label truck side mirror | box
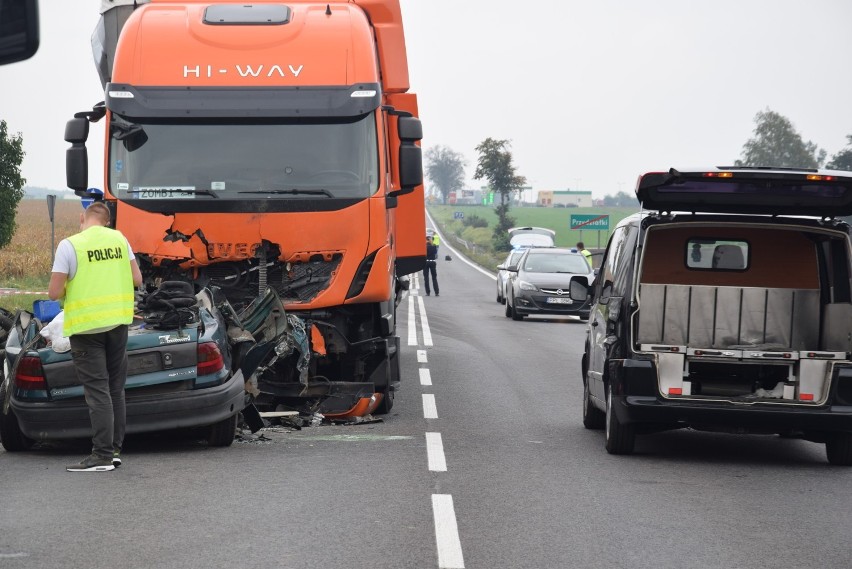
[396,116,423,193]
[65,117,89,192]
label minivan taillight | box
[15,356,48,390]
[197,342,224,376]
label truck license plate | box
[546,297,573,304]
[135,187,196,199]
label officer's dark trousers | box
[70,325,129,458]
[423,261,439,295]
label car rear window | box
[686,238,749,270]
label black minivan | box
[580,167,852,465]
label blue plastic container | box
[33,300,61,323]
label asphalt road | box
[1,235,851,569]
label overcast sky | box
[1,0,851,198]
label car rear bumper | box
[613,394,852,433]
[11,371,246,441]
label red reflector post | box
[15,356,48,390]
[197,342,224,375]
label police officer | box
[423,235,440,296]
[577,242,593,268]
[49,201,143,472]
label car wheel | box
[605,384,634,454]
[207,412,238,447]
[0,382,34,452]
[825,433,852,466]
[583,378,605,430]
[504,296,512,317]
[511,300,525,321]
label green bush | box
[462,214,488,228]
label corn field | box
[0,199,81,287]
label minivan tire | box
[583,379,605,430]
[825,433,852,466]
[605,385,635,454]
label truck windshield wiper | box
[238,189,334,198]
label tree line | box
[427,109,852,250]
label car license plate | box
[546,297,573,304]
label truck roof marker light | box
[351,90,377,98]
[108,91,135,99]
[800,393,814,401]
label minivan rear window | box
[686,238,749,270]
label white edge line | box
[427,209,496,281]
[432,494,465,569]
[425,432,447,472]
[417,294,433,346]
[407,294,417,346]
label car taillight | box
[15,356,48,390]
[197,342,224,376]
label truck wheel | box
[0,383,34,452]
[207,412,238,447]
[825,433,852,466]
[605,385,634,454]
[583,379,605,430]
[374,388,394,415]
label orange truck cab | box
[65,1,425,417]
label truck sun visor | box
[204,5,292,25]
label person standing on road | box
[423,236,440,297]
[577,242,593,268]
[48,201,143,472]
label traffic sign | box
[570,214,609,230]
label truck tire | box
[825,433,852,466]
[604,385,634,454]
[207,412,238,447]
[0,382,34,452]
[583,379,605,430]
[375,388,394,415]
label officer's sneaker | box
[66,454,115,472]
[112,452,122,467]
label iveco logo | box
[556,289,564,295]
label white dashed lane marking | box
[426,432,447,472]
[432,494,466,568]
[422,393,438,419]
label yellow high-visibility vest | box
[63,226,134,336]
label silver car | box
[504,248,593,321]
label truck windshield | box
[108,113,379,201]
